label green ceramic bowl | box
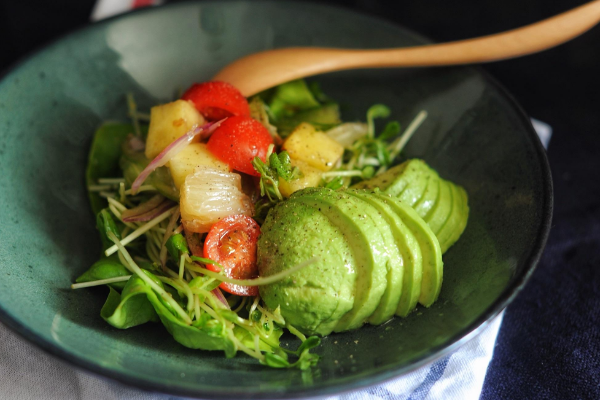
[0,1,552,398]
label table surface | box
[1,0,599,398]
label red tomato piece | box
[203,215,261,296]
[207,116,273,176]
[181,81,250,121]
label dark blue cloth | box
[480,83,600,399]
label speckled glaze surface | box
[0,1,552,398]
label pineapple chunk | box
[180,166,253,233]
[279,160,323,198]
[145,100,205,159]
[168,143,230,189]
[282,122,344,171]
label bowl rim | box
[0,1,553,398]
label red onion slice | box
[130,119,225,194]
[212,287,230,309]
[121,195,176,222]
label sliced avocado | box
[437,184,469,253]
[424,179,453,236]
[398,159,437,207]
[413,173,441,218]
[373,193,443,310]
[353,159,434,206]
[454,185,470,244]
[348,190,420,324]
[257,200,356,336]
[351,162,410,196]
[435,183,461,253]
[290,188,388,332]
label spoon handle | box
[348,0,600,67]
[214,0,600,96]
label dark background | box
[1,0,599,398]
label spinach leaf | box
[117,270,238,357]
[268,79,320,120]
[146,285,237,358]
[96,209,121,251]
[275,104,341,138]
[86,123,135,216]
[100,275,159,329]
[76,257,130,290]
[234,326,285,357]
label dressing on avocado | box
[353,159,470,253]
[257,184,451,336]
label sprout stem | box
[71,275,131,289]
[107,231,192,324]
[388,110,428,159]
[188,257,318,287]
[105,207,175,256]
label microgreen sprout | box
[252,144,300,223]
[322,107,428,187]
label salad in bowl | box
[78,78,468,369]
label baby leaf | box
[268,79,320,120]
[96,209,121,252]
[192,312,213,328]
[148,289,237,357]
[86,123,133,216]
[76,257,130,290]
[274,104,341,137]
[234,326,284,354]
[115,270,238,357]
[100,275,159,329]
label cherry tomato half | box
[181,81,250,121]
[207,116,273,176]
[203,215,261,296]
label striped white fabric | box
[323,313,505,400]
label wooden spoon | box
[213,1,600,96]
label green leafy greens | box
[78,123,320,369]
[77,84,429,370]
[252,146,300,223]
[255,79,341,137]
[322,105,428,187]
